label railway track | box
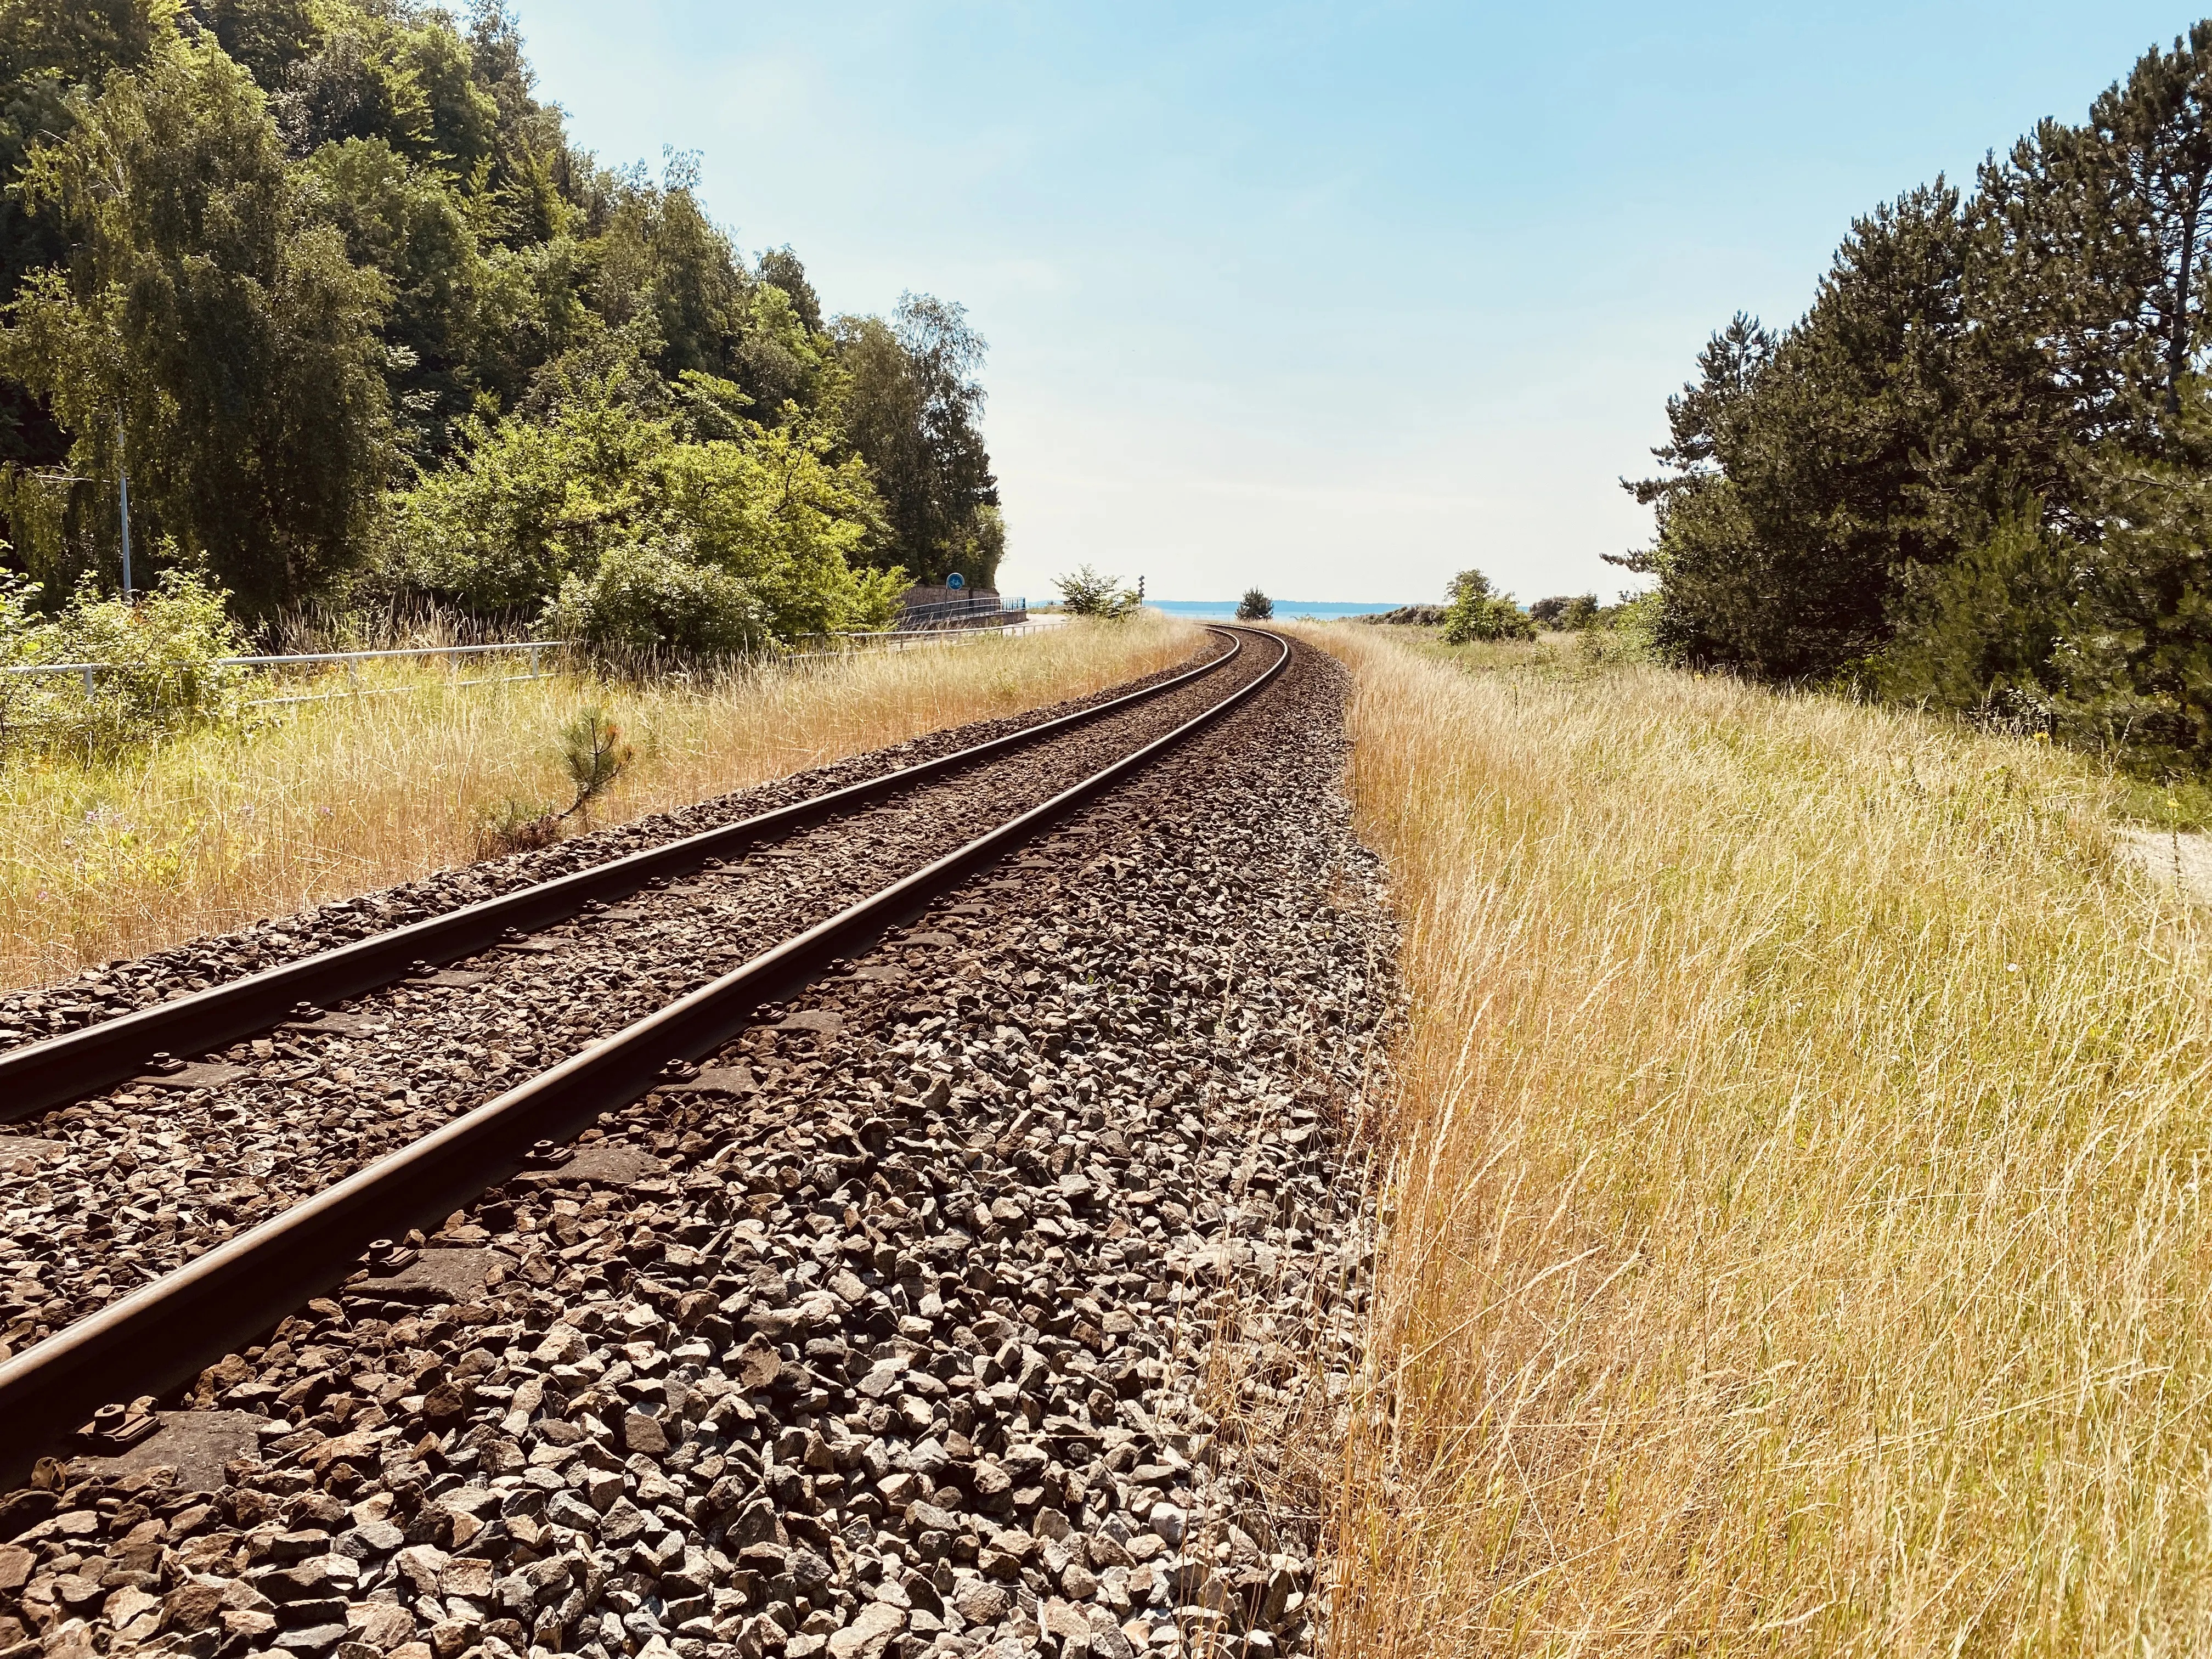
[0,632,1248,1119]
[0,631,1271,1357]
[0,627,1291,1466]
[0,625,1383,1659]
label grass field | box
[1304,624,2212,1655]
[0,617,1199,991]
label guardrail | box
[896,594,1025,631]
[4,639,563,684]
[0,619,1049,703]
[2,641,569,708]
[785,612,1046,662]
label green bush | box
[1532,593,1603,630]
[1578,590,1661,664]
[1872,513,2069,729]
[543,538,768,662]
[0,567,250,757]
[1440,569,1537,644]
[1237,588,1273,621]
[1056,563,1139,618]
[379,382,906,650]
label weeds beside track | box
[1306,626,2212,1655]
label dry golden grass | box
[0,617,1199,991]
[1301,624,2212,1655]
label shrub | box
[1440,568,1537,644]
[1872,513,2068,731]
[0,567,250,758]
[1578,590,1661,664]
[543,537,768,663]
[379,383,905,645]
[1359,605,1447,626]
[1532,594,1603,630]
[1236,588,1273,621]
[1056,563,1139,618]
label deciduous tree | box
[5,35,394,609]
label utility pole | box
[116,413,133,599]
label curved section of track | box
[0,635,1245,1120]
[0,629,1291,1463]
[0,632,1279,1345]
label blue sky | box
[518,2,2193,605]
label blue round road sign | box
[946,573,965,589]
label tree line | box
[1623,23,2212,774]
[0,0,1004,651]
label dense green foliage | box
[1055,564,1141,619]
[1626,23,2212,772]
[1530,593,1600,629]
[1237,588,1272,621]
[0,565,249,754]
[0,0,1000,645]
[380,381,902,642]
[1440,569,1536,644]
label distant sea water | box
[1147,599,1405,622]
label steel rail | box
[0,628,1291,1466]
[0,630,1246,1120]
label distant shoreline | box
[1147,599,1406,619]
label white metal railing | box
[0,619,1052,701]
[3,640,567,703]
[895,595,1026,632]
[783,614,1049,662]
[239,642,567,708]
[4,640,563,680]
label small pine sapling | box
[471,705,637,859]
[556,706,635,825]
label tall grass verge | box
[1,617,1198,990]
[1301,625,2212,1654]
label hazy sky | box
[518,2,2191,604]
